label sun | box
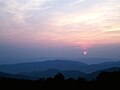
[83,51,87,55]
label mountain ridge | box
[0,60,120,74]
[0,67,120,80]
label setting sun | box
[84,51,87,55]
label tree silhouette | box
[0,71,120,89]
[54,72,65,81]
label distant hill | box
[0,60,88,74]
[0,71,33,80]
[102,67,120,72]
[0,67,120,80]
[21,69,86,79]
[89,62,120,72]
[84,67,120,80]
[0,60,120,74]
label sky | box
[0,0,120,64]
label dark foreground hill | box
[0,71,120,90]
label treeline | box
[0,71,120,89]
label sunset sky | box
[0,0,120,64]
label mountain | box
[89,62,120,73]
[85,67,120,80]
[22,69,60,79]
[0,71,13,78]
[0,60,120,74]
[102,67,120,72]
[0,60,88,74]
[21,69,86,79]
[0,67,120,80]
[75,58,120,64]
[0,71,33,80]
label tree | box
[54,72,65,81]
